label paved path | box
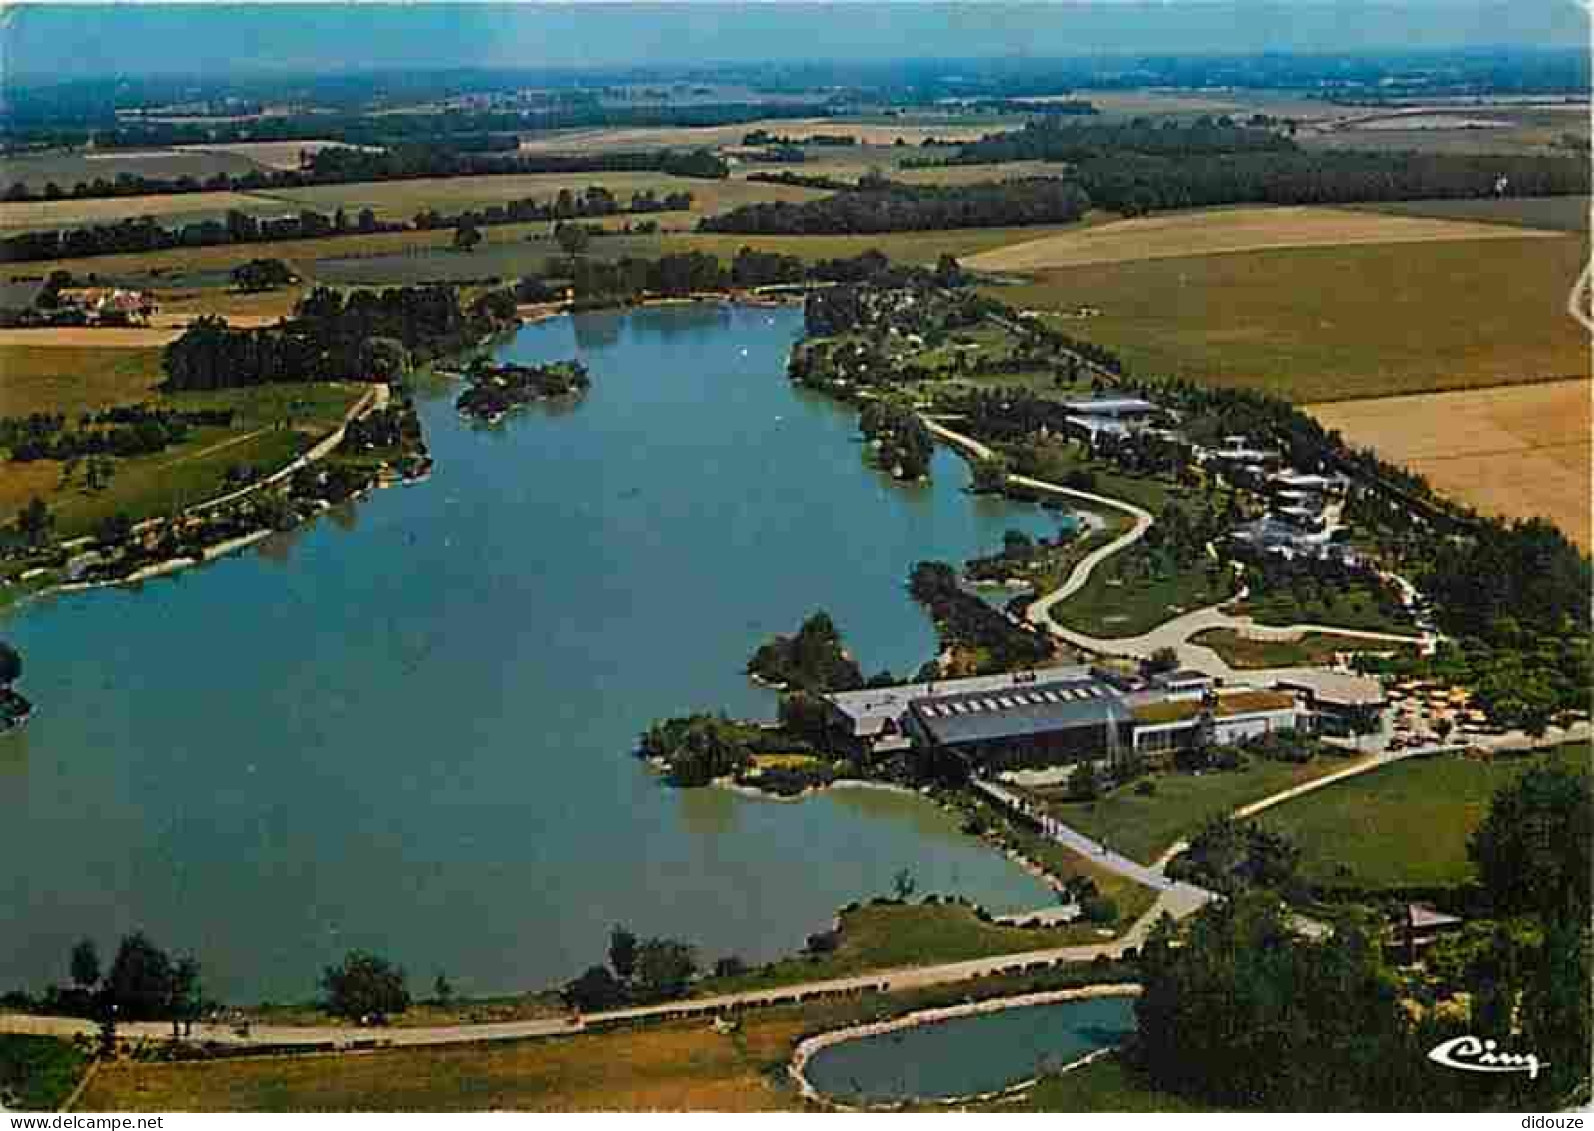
[0,888,1195,1055]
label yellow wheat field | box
[1309,378,1592,548]
[965,205,1566,272]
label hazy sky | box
[2,2,1588,81]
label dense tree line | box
[742,130,858,147]
[563,924,703,1011]
[3,404,235,463]
[1072,149,1587,217]
[906,116,1295,167]
[1,180,699,265]
[3,143,729,209]
[908,560,1051,673]
[162,284,516,391]
[709,145,1585,236]
[413,185,692,233]
[700,177,1090,235]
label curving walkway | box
[1,887,1194,1055]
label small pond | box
[802,994,1136,1105]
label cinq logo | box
[1427,1034,1547,1079]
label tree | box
[70,939,100,989]
[433,972,453,1005]
[891,867,917,902]
[635,938,697,1000]
[105,932,174,1021]
[230,258,296,292]
[16,496,52,546]
[1143,646,1180,676]
[453,222,483,253]
[168,955,201,1037]
[320,950,411,1020]
[608,925,638,982]
[0,642,20,687]
[554,221,591,260]
[1469,760,1591,925]
[1067,760,1100,801]
[563,965,624,1012]
[359,336,410,383]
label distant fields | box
[963,205,1560,272]
[262,170,829,226]
[1309,379,1592,548]
[0,190,284,233]
[1346,195,1588,233]
[981,233,1587,403]
[0,345,164,416]
[1262,746,1583,889]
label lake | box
[803,994,1136,1104]
[2,302,1072,1003]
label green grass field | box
[1001,1055,1219,1112]
[1190,628,1416,669]
[1262,746,1584,889]
[0,368,363,537]
[1048,550,1232,639]
[1233,586,1417,635]
[0,1034,88,1112]
[1028,754,1367,865]
[981,234,1587,403]
[700,900,1120,997]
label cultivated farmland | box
[981,233,1587,403]
[963,205,1564,272]
[1309,378,1592,548]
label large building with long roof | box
[822,664,1305,772]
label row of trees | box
[2,139,735,205]
[562,925,709,1012]
[910,115,1295,166]
[908,560,1052,674]
[700,176,1091,235]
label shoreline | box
[789,982,1142,1110]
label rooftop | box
[826,665,1094,727]
[1061,396,1158,417]
[909,676,1126,746]
[1275,671,1387,707]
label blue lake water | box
[2,303,1072,1002]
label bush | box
[1081,895,1120,924]
[1135,779,1157,796]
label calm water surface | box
[804,995,1136,1103]
[3,304,1069,1001]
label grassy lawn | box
[0,346,165,417]
[1190,628,1416,669]
[1002,439,1180,515]
[1262,746,1585,889]
[0,1034,89,1112]
[1341,196,1588,234]
[979,234,1587,403]
[1048,550,1233,638]
[998,1055,1219,1112]
[699,901,1117,997]
[79,966,1131,1112]
[1028,754,1368,865]
[0,379,362,536]
[1232,586,1416,634]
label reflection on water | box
[805,996,1137,1104]
[0,304,1061,1002]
